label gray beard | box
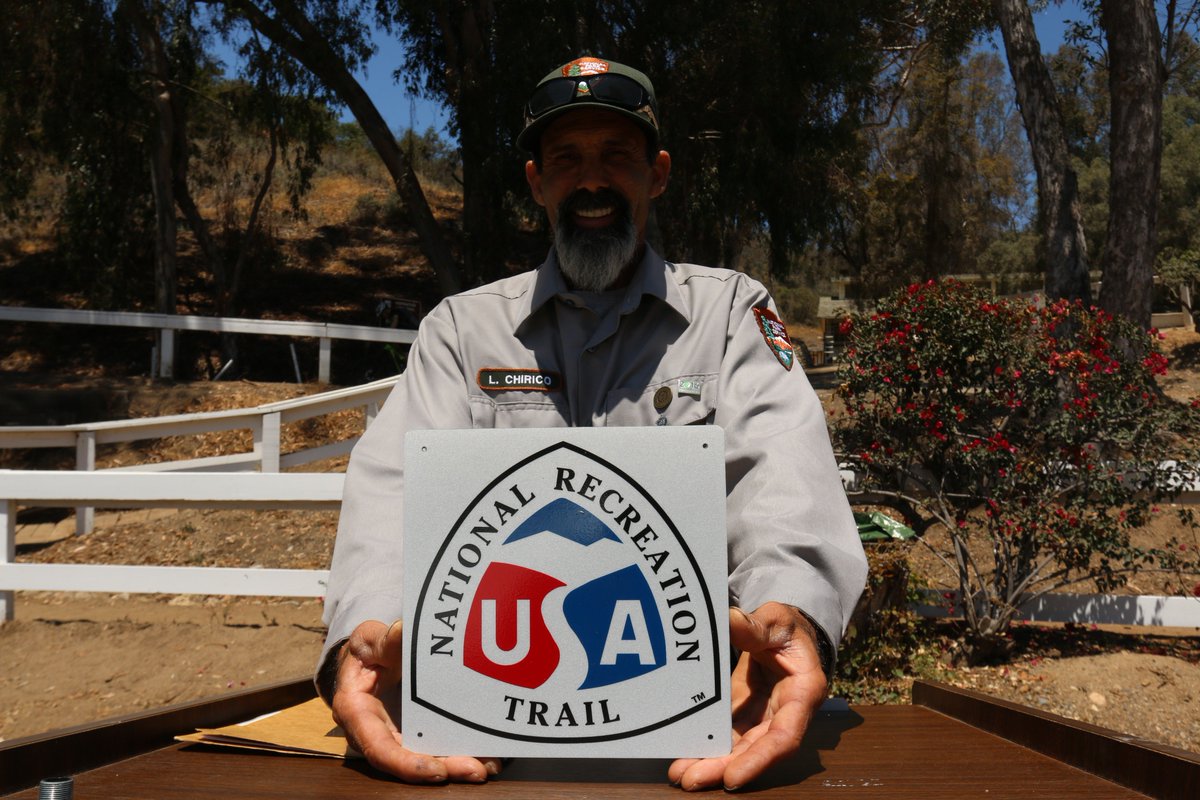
[554,214,638,292]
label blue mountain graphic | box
[504,497,621,546]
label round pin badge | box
[653,386,673,412]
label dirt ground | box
[0,592,326,742]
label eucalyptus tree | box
[0,0,156,307]
[828,50,1033,295]
[208,0,462,294]
[993,0,1200,325]
[992,0,1093,304]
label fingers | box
[670,694,814,791]
[332,619,500,784]
[669,730,754,791]
[720,698,812,790]
[678,604,829,790]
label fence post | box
[75,431,96,536]
[318,337,332,385]
[365,401,379,428]
[258,412,282,472]
[158,328,176,379]
[2,497,14,622]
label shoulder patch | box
[751,307,795,371]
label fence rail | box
[0,471,340,622]
[0,376,397,534]
[0,305,417,382]
[3,469,1196,629]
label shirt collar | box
[516,245,692,334]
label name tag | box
[477,368,561,392]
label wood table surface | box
[8,680,1193,799]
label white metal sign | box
[402,427,731,758]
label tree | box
[209,0,462,295]
[828,49,1034,295]
[125,0,184,321]
[1096,0,1165,328]
[992,0,1093,304]
[1157,32,1200,310]
[388,1,912,283]
[379,0,570,286]
[0,0,161,307]
[1031,0,1200,326]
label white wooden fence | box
[0,305,417,383]
[0,375,398,535]
[0,471,340,622]
[1,470,1196,628]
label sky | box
[214,2,1087,137]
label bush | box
[832,543,947,703]
[833,279,1200,663]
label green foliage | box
[1157,248,1200,316]
[828,50,1033,291]
[398,126,461,189]
[0,0,159,303]
[1158,71,1200,258]
[383,0,911,280]
[349,192,405,228]
[831,544,949,702]
[834,279,1200,661]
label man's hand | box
[667,603,828,791]
[330,619,502,783]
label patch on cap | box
[752,307,795,371]
[562,57,610,77]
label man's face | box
[525,109,671,290]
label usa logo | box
[402,428,730,757]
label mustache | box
[558,188,630,221]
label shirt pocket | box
[603,374,718,427]
[469,394,569,429]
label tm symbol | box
[691,691,707,703]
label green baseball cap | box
[518,56,659,152]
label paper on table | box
[176,697,354,759]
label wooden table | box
[3,680,1197,799]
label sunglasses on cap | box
[525,73,654,120]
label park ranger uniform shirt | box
[320,246,867,672]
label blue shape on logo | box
[505,497,620,546]
[563,565,666,689]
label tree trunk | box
[436,0,501,287]
[991,0,1091,303]
[223,0,462,297]
[1098,0,1164,328]
[129,0,178,319]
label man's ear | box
[525,160,546,207]
[650,150,672,199]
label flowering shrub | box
[834,279,1200,662]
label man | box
[318,56,866,792]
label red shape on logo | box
[463,562,565,688]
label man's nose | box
[576,156,608,192]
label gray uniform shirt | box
[320,247,866,674]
